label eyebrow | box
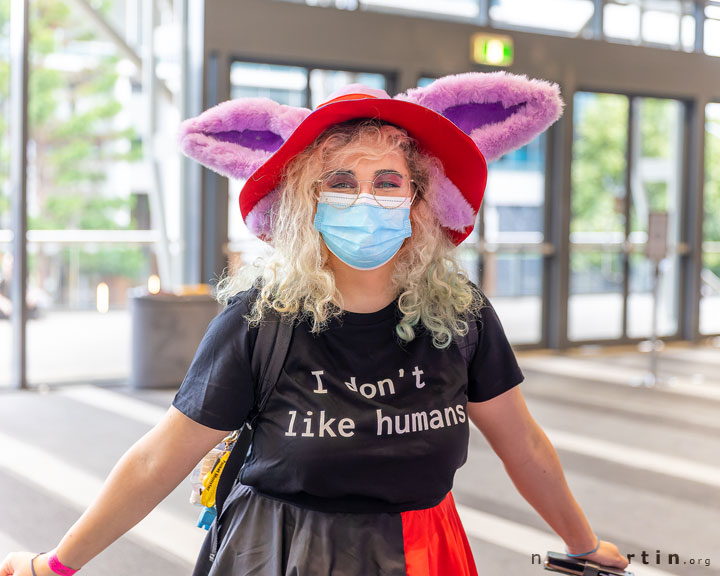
[332,169,402,177]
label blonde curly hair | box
[215,119,482,349]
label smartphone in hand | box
[544,551,635,576]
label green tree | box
[571,94,688,289]
[570,93,628,287]
[0,0,145,306]
[640,97,675,159]
[571,93,628,235]
[705,109,720,276]
[28,0,140,231]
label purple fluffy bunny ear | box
[397,71,564,162]
[178,98,311,180]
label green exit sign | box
[471,33,514,66]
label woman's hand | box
[0,552,50,576]
[568,539,629,570]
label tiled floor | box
[1,343,719,575]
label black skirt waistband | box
[245,484,448,515]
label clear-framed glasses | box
[316,170,417,210]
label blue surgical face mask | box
[313,192,412,270]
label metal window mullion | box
[548,84,573,350]
[10,0,29,390]
[202,52,224,286]
[592,0,604,39]
[476,0,489,27]
[181,0,205,285]
[678,2,683,50]
[682,96,706,338]
[142,0,172,289]
[695,0,704,53]
[212,53,231,287]
[623,96,635,340]
[305,67,312,110]
[476,203,485,292]
[668,100,686,339]
[540,117,557,349]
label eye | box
[324,172,357,191]
[374,172,404,190]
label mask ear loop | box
[313,179,321,204]
[408,179,418,207]
[396,179,419,210]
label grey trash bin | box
[129,290,221,389]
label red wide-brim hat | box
[240,90,487,246]
[178,73,565,245]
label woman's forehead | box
[323,148,408,171]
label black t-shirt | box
[172,287,523,513]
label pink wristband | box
[48,552,79,576]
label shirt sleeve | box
[171,290,259,431]
[466,292,525,403]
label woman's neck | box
[328,252,399,313]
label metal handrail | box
[474,241,555,256]
[2,228,714,254]
[0,229,159,246]
[569,239,691,255]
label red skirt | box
[203,485,478,575]
[402,492,478,576]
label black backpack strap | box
[246,312,294,428]
[214,311,294,516]
[206,310,294,566]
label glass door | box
[569,92,628,341]
[701,102,720,335]
[569,92,684,343]
[472,135,549,346]
[626,97,683,338]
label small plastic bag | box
[189,431,239,507]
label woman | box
[1,73,630,576]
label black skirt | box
[196,483,478,576]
